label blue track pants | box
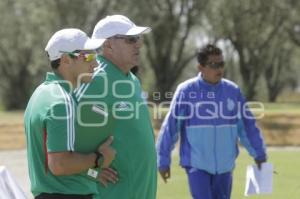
[185,167,232,199]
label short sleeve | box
[45,96,75,152]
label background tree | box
[0,0,47,109]
[0,0,299,110]
[207,0,296,100]
[262,34,298,102]
[0,0,112,110]
[288,0,300,46]
[45,0,112,35]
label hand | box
[98,136,116,168]
[98,167,118,187]
[255,159,266,170]
[159,168,171,183]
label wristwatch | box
[94,151,103,168]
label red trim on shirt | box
[43,128,48,174]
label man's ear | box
[104,40,113,49]
[102,40,114,55]
[60,54,71,65]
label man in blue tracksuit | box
[156,44,267,199]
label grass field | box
[3,103,300,150]
[0,106,300,198]
[157,149,300,199]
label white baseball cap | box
[92,15,151,39]
[45,28,105,61]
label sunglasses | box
[113,35,141,44]
[205,61,225,69]
[60,51,97,62]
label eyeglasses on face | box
[205,61,225,69]
[60,51,97,62]
[112,35,141,44]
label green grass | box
[157,149,300,199]
[262,103,300,114]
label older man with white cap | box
[24,28,116,199]
[75,15,157,199]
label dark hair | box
[197,44,222,65]
[130,65,139,75]
[47,50,80,69]
[46,52,61,69]
[50,59,61,69]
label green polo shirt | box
[24,72,97,197]
[75,56,157,199]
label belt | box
[35,193,93,199]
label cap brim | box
[83,38,106,50]
[126,26,152,35]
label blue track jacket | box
[156,74,267,174]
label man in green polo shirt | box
[75,15,157,199]
[24,28,116,199]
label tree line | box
[0,0,299,110]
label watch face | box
[87,168,98,179]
